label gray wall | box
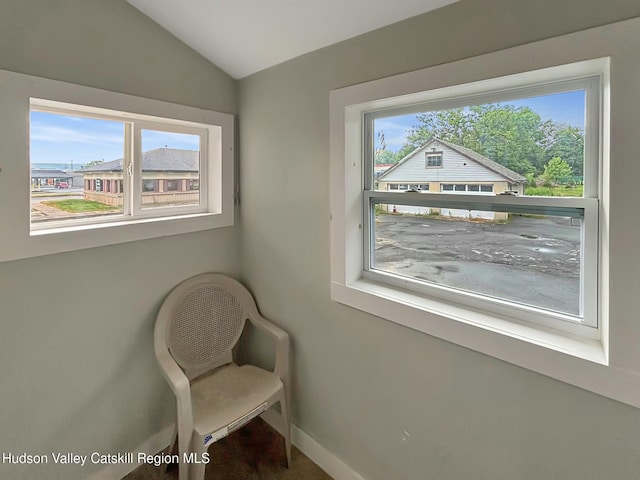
[239,1,640,479]
[0,1,238,479]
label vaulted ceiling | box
[127,0,459,79]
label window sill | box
[331,278,605,366]
[0,210,234,263]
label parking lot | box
[374,213,581,316]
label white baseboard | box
[261,409,366,480]
[85,424,174,480]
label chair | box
[154,273,291,480]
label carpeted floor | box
[123,418,332,480]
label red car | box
[56,182,69,188]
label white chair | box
[154,273,291,480]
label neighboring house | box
[377,138,526,219]
[30,169,73,189]
[81,147,200,207]
[374,163,394,178]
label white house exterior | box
[377,138,526,219]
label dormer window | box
[425,151,443,168]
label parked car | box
[56,182,69,188]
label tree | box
[394,102,586,179]
[82,160,104,168]
[542,157,573,184]
[545,125,584,176]
[397,105,551,176]
[374,149,397,165]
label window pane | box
[140,130,201,209]
[30,111,125,224]
[373,202,581,316]
[373,90,586,196]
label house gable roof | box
[80,148,199,173]
[378,138,526,184]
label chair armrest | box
[155,347,193,420]
[247,313,290,380]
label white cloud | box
[30,124,123,145]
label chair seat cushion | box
[191,364,283,436]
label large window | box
[330,56,610,375]
[364,75,599,332]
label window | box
[331,55,610,373]
[0,68,234,262]
[165,180,179,192]
[426,152,443,167]
[30,102,212,230]
[364,75,599,332]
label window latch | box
[127,162,133,176]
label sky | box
[374,89,586,153]
[30,111,200,167]
[30,89,584,166]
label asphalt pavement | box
[374,213,581,316]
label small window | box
[468,184,480,192]
[142,180,156,192]
[426,153,443,167]
[442,184,454,191]
[481,185,493,192]
[419,184,429,191]
[29,99,218,232]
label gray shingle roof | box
[437,139,526,184]
[80,148,199,173]
[30,170,73,179]
[378,138,526,184]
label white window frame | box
[29,103,212,231]
[361,71,601,335]
[0,68,234,262]
[425,152,443,168]
[328,18,640,408]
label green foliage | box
[395,104,585,178]
[82,160,105,168]
[546,126,584,176]
[542,157,573,184]
[525,185,583,197]
[374,149,398,165]
[525,172,537,188]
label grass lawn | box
[42,199,120,213]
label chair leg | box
[164,427,178,472]
[189,437,209,480]
[279,390,292,467]
[177,430,191,480]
